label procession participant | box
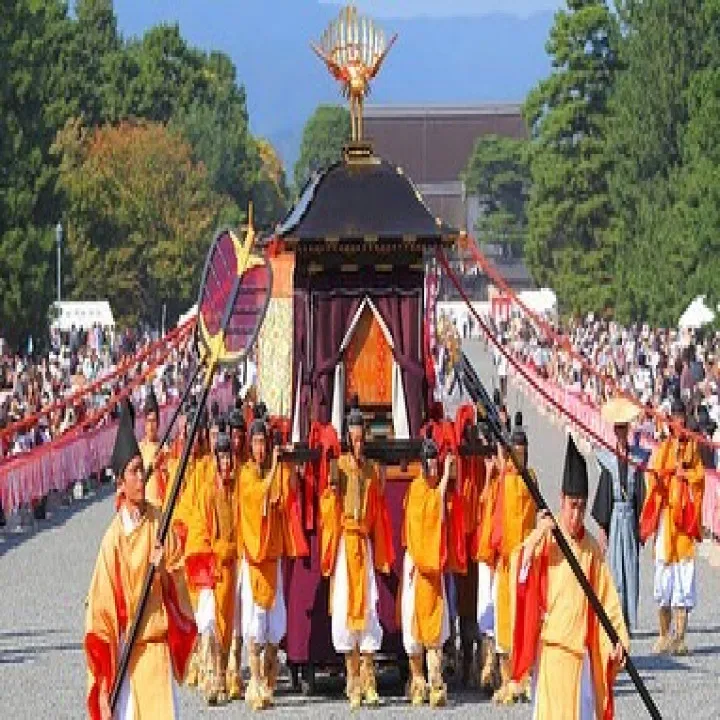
[84,402,197,720]
[491,412,537,705]
[228,398,248,464]
[511,435,629,720]
[226,396,248,700]
[320,396,394,709]
[640,396,705,655]
[238,404,307,710]
[185,428,239,706]
[473,441,501,696]
[591,397,646,634]
[453,406,485,688]
[402,429,455,707]
[171,405,213,688]
[139,386,163,508]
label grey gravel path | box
[1,339,718,718]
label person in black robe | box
[591,399,647,633]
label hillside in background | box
[114,0,553,168]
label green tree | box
[294,105,350,190]
[252,138,290,229]
[0,0,75,350]
[606,0,707,324]
[524,0,619,315]
[53,118,231,328]
[66,0,123,124]
[463,134,529,260]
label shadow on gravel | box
[0,640,82,665]
[0,628,65,640]
[0,482,114,557]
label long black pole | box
[457,354,662,720]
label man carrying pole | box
[320,397,394,709]
[185,427,239,706]
[641,396,705,655]
[511,434,629,719]
[401,429,455,707]
[84,401,197,719]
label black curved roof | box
[277,157,457,244]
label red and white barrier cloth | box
[0,382,232,516]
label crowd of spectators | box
[489,313,720,469]
[0,324,196,461]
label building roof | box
[277,156,457,245]
[364,103,527,185]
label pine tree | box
[524,0,619,315]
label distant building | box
[364,103,535,299]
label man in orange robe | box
[171,406,214,689]
[491,412,537,704]
[319,400,394,709]
[238,407,307,710]
[139,387,163,508]
[84,400,197,720]
[473,443,501,695]
[185,428,239,706]
[511,435,628,720]
[402,430,455,707]
[641,397,705,655]
[226,398,247,700]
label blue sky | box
[320,0,562,18]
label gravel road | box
[1,340,718,719]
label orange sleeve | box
[319,486,342,576]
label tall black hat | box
[249,403,268,439]
[562,434,588,499]
[347,394,364,429]
[120,396,136,427]
[670,396,686,418]
[511,411,528,447]
[493,388,502,407]
[110,402,141,478]
[215,430,232,455]
[210,399,220,421]
[228,397,246,431]
[144,386,159,417]
[421,426,439,464]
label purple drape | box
[292,268,426,440]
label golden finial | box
[311,3,397,143]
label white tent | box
[50,301,114,331]
[678,295,715,329]
[517,288,558,316]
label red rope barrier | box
[438,248,649,470]
[459,238,720,451]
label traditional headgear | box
[670,396,686,418]
[421,426,439,463]
[562,434,588,499]
[510,411,528,447]
[493,389,502,407]
[144,386,159,417]
[347,394,364,429]
[249,403,268,439]
[210,399,220,421]
[110,402,141,478]
[228,397,246,431]
[601,397,640,426]
[215,430,232,455]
